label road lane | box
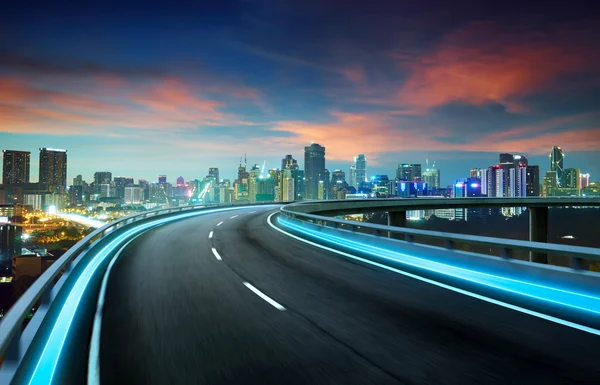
[100,207,600,384]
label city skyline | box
[0,143,592,188]
[2,1,600,184]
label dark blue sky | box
[1,1,599,185]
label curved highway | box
[97,206,600,384]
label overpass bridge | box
[1,198,600,384]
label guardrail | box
[280,205,600,269]
[0,201,275,379]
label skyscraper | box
[349,165,357,188]
[410,164,422,181]
[580,173,590,189]
[526,166,540,196]
[281,155,298,171]
[422,168,440,193]
[39,148,67,189]
[208,168,220,182]
[542,171,558,196]
[355,154,367,184]
[304,143,325,200]
[563,168,580,189]
[396,164,412,181]
[2,150,30,184]
[550,146,564,185]
[158,175,167,184]
[94,171,112,186]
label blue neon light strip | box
[278,216,600,317]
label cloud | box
[395,21,600,112]
[0,73,264,136]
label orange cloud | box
[396,22,599,112]
[0,74,263,135]
[266,111,452,162]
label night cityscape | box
[1,1,600,384]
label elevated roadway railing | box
[0,202,275,383]
[280,197,600,268]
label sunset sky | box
[1,1,599,185]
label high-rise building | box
[486,164,527,198]
[158,175,167,184]
[322,169,330,200]
[39,148,67,189]
[550,146,564,185]
[2,150,30,185]
[281,169,295,202]
[470,168,483,178]
[304,143,326,200]
[562,168,580,189]
[176,176,185,186]
[248,165,262,202]
[73,175,83,187]
[526,166,540,196]
[542,171,558,196]
[100,184,111,198]
[124,186,144,204]
[422,168,440,193]
[355,154,367,184]
[580,173,590,189]
[149,183,168,204]
[330,170,347,199]
[113,177,132,199]
[94,172,112,186]
[281,155,298,171]
[410,164,422,181]
[208,168,220,182]
[349,165,357,189]
[396,164,412,181]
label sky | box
[1,0,600,186]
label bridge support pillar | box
[529,206,548,264]
[387,210,406,239]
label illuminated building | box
[542,171,558,197]
[562,168,580,189]
[158,175,167,184]
[580,173,590,189]
[281,155,298,171]
[113,177,133,199]
[422,168,440,194]
[176,176,185,186]
[248,165,261,202]
[396,164,421,181]
[124,187,144,204]
[281,169,295,202]
[208,168,219,183]
[317,181,325,200]
[0,224,22,261]
[397,180,428,198]
[470,168,483,178]
[100,184,111,198]
[304,143,326,200]
[2,150,30,185]
[550,146,564,185]
[453,178,483,220]
[526,166,540,196]
[39,148,67,190]
[149,183,168,204]
[349,165,357,189]
[355,154,367,184]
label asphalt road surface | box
[99,206,600,384]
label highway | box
[97,205,600,384]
